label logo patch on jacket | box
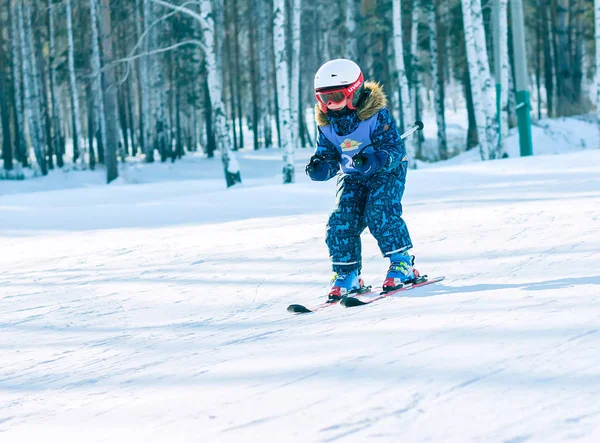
[340,139,363,151]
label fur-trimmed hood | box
[315,81,387,127]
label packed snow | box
[1,116,599,442]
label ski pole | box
[400,121,424,140]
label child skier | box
[306,58,418,298]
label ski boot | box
[328,269,365,301]
[382,252,421,292]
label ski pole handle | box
[400,121,424,140]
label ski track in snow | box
[0,149,599,442]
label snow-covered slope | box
[1,147,599,442]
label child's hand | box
[352,146,388,176]
[305,155,329,180]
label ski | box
[287,285,375,314]
[340,276,445,307]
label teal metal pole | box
[511,0,533,156]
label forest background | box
[0,0,597,186]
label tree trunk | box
[543,0,554,117]
[464,68,479,150]
[409,0,423,160]
[273,0,295,183]
[9,2,26,167]
[32,14,53,170]
[48,0,63,167]
[189,0,242,186]
[257,0,272,148]
[125,74,136,156]
[555,0,572,115]
[203,75,216,158]
[18,0,47,174]
[536,5,543,120]
[499,0,509,146]
[86,72,97,170]
[248,0,260,150]
[572,0,584,105]
[140,0,153,161]
[89,0,107,166]
[595,0,600,145]
[0,22,13,171]
[232,0,244,150]
[461,0,499,160]
[148,1,169,162]
[65,0,82,164]
[427,0,447,159]
[290,0,301,153]
[224,0,238,151]
[345,0,358,60]
[392,0,413,145]
[100,0,119,183]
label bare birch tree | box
[0,19,12,171]
[89,0,107,165]
[461,0,499,160]
[9,3,26,167]
[256,0,272,148]
[17,0,47,174]
[149,0,241,186]
[273,0,294,183]
[137,0,152,161]
[65,0,83,164]
[48,0,63,167]
[498,0,509,147]
[392,0,413,140]
[290,0,301,153]
[148,1,169,161]
[426,0,447,159]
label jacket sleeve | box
[371,108,407,172]
[307,128,341,181]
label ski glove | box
[352,145,389,176]
[305,155,329,181]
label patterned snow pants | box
[326,166,413,274]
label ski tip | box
[287,304,312,314]
[340,297,367,308]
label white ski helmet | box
[314,59,365,113]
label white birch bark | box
[461,0,499,160]
[392,0,414,162]
[48,0,62,166]
[426,0,447,159]
[200,0,241,185]
[17,0,47,173]
[273,0,295,183]
[9,1,26,165]
[409,0,422,162]
[89,0,107,164]
[345,0,358,60]
[138,0,152,160]
[290,0,301,154]
[65,0,83,164]
[256,0,271,147]
[498,0,509,145]
[595,0,600,145]
[148,1,169,160]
